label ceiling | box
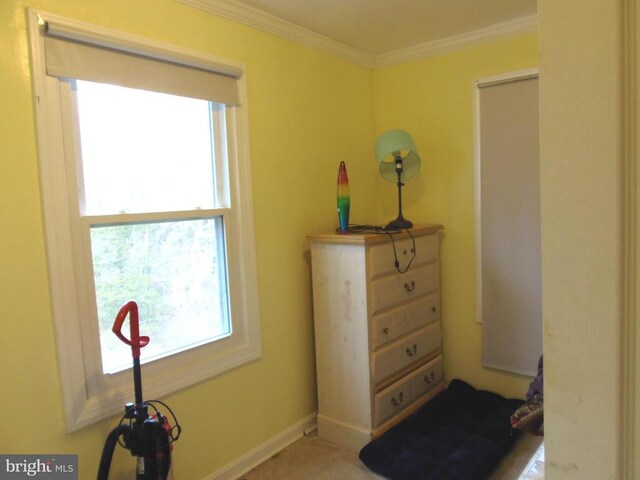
[177,0,537,66]
[223,0,537,55]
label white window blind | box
[42,20,241,105]
[476,73,542,377]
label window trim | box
[28,9,261,432]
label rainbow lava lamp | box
[337,161,350,232]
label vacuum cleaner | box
[97,301,182,480]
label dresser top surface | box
[308,224,443,246]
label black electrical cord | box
[146,399,183,443]
[335,224,388,234]
[335,224,417,274]
[387,228,416,274]
[116,400,182,450]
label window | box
[29,10,260,431]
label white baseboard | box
[201,413,318,480]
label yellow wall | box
[0,0,540,476]
[0,1,374,478]
[373,34,539,399]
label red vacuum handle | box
[112,301,150,359]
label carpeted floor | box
[239,433,383,480]
[240,431,543,480]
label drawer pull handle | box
[383,327,390,335]
[431,306,438,313]
[404,281,416,292]
[391,392,404,406]
[424,371,436,384]
[405,344,418,357]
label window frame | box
[28,9,261,432]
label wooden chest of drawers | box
[308,225,444,450]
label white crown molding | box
[176,0,537,70]
[176,0,376,68]
[375,14,538,68]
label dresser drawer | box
[373,354,444,427]
[371,294,440,349]
[412,355,444,400]
[371,323,442,385]
[373,369,415,427]
[369,233,438,279]
[369,263,439,315]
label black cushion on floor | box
[359,379,524,480]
